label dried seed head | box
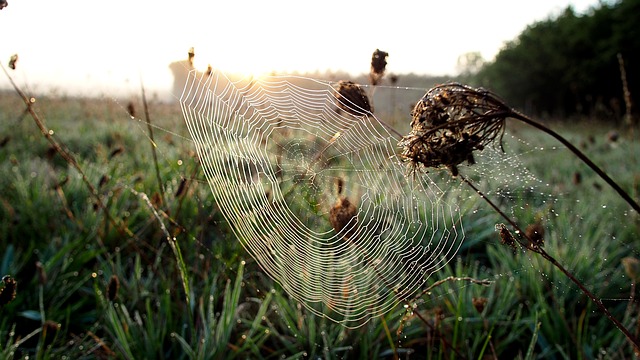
[495,223,518,253]
[334,81,373,115]
[329,197,358,240]
[109,146,124,159]
[399,83,509,176]
[8,54,18,70]
[572,171,582,185]
[35,261,47,285]
[98,174,109,189]
[622,257,640,283]
[370,49,388,85]
[126,101,136,118]
[0,275,17,306]
[525,222,545,249]
[107,275,120,301]
[175,177,188,198]
[188,47,195,67]
[336,177,344,195]
[151,192,162,208]
[472,297,488,313]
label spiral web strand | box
[180,69,465,328]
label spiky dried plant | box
[370,49,388,86]
[399,83,508,176]
[334,80,373,115]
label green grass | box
[1,89,639,359]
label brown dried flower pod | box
[334,81,373,115]
[329,197,358,240]
[399,83,509,176]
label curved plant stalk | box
[398,82,640,351]
[460,175,640,350]
[508,109,640,214]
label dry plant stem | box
[141,80,166,207]
[508,110,640,214]
[459,174,640,351]
[1,63,134,243]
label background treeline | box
[469,0,639,121]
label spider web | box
[179,69,466,327]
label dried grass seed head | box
[370,49,389,85]
[334,81,373,115]
[107,275,120,301]
[399,83,509,176]
[8,54,18,70]
[472,297,488,313]
[525,222,545,249]
[330,197,358,240]
[0,275,17,306]
[495,223,518,252]
[622,257,640,282]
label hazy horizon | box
[0,0,603,100]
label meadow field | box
[1,81,639,360]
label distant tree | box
[456,52,485,76]
[473,0,640,121]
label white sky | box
[0,0,602,98]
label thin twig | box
[459,174,640,351]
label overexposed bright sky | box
[0,0,602,98]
